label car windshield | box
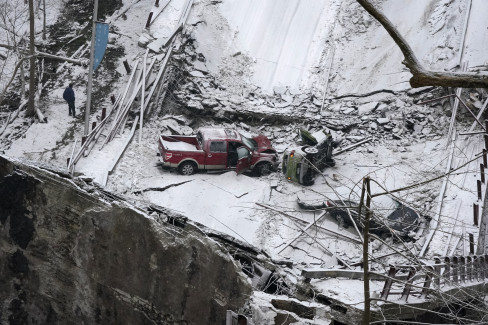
[240,134,256,151]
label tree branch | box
[0,56,27,105]
[355,0,488,88]
[0,43,84,65]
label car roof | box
[199,128,241,141]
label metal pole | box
[84,0,98,135]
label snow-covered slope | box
[189,0,478,95]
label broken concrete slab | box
[358,101,378,115]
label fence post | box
[474,203,479,226]
[484,149,487,167]
[399,267,416,302]
[466,256,473,281]
[145,12,154,28]
[380,266,397,300]
[444,257,451,285]
[421,266,434,298]
[481,164,485,184]
[434,258,442,288]
[469,233,475,254]
[452,257,459,285]
[478,180,482,200]
[479,256,485,279]
[123,60,131,74]
[473,256,478,281]
[459,256,466,283]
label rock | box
[369,122,378,130]
[358,102,378,115]
[422,127,432,135]
[275,102,291,109]
[273,86,287,95]
[193,60,208,73]
[346,136,365,142]
[187,100,204,110]
[406,86,435,96]
[413,124,423,134]
[189,70,205,78]
[240,122,250,130]
[202,99,219,108]
[312,98,322,106]
[0,156,252,325]
[343,107,355,115]
[377,118,390,125]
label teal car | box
[282,129,336,185]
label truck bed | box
[160,135,202,152]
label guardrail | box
[380,254,488,302]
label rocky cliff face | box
[0,155,251,325]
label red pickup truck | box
[158,128,279,175]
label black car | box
[297,198,420,239]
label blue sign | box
[93,22,110,71]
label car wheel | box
[303,146,319,155]
[179,161,197,175]
[256,162,272,176]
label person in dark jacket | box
[63,83,76,116]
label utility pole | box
[84,0,98,135]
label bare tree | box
[27,0,35,116]
[355,0,488,88]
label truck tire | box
[178,161,197,175]
[256,162,272,176]
[303,146,319,155]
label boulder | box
[0,156,251,324]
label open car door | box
[236,147,251,174]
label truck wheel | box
[179,161,197,175]
[303,146,319,155]
[256,162,272,176]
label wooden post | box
[66,157,70,167]
[485,119,488,132]
[123,60,131,74]
[110,95,116,104]
[466,256,473,281]
[452,257,459,285]
[480,256,485,279]
[473,256,478,281]
[92,122,96,130]
[478,180,482,200]
[474,203,479,226]
[485,255,488,279]
[362,176,371,325]
[434,258,441,288]
[481,164,485,184]
[484,149,487,167]
[485,134,488,150]
[469,234,475,255]
[444,257,451,283]
[82,136,87,146]
[459,256,466,283]
[102,107,106,120]
[155,0,159,6]
[145,12,153,28]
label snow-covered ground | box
[2,0,488,321]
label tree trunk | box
[27,0,36,117]
[42,0,46,40]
